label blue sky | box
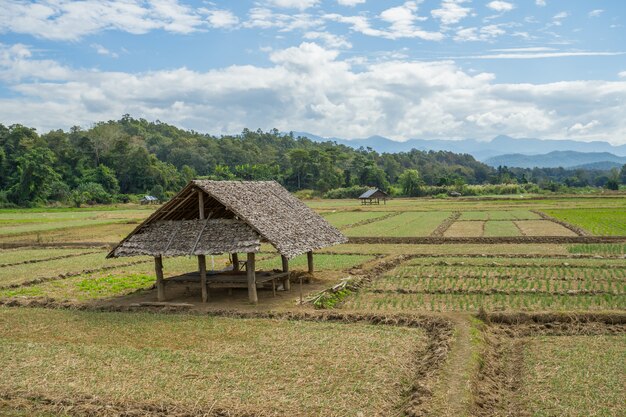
[1,0,625,144]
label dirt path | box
[427,313,477,417]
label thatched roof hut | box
[109,180,347,304]
[358,188,389,205]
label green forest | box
[1,115,625,207]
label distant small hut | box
[358,188,389,205]
[108,180,347,304]
[140,195,160,205]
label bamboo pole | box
[247,253,258,304]
[154,255,165,301]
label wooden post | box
[307,250,314,274]
[232,253,239,271]
[247,253,258,304]
[281,255,290,291]
[154,255,165,301]
[199,254,207,303]
[198,189,208,302]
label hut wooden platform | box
[108,180,347,304]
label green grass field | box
[544,208,626,236]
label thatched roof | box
[113,219,260,258]
[108,180,347,259]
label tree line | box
[1,115,624,207]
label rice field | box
[458,210,541,221]
[522,335,626,417]
[1,196,625,416]
[483,221,521,237]
[345,211,452,237]
[321,211,392,228]
[341,257,626,313]
[515,220,578,237]
[0,209,150,236]
[543,208,626,236]
[0,308,427,417]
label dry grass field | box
[0,195,624,416]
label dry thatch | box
[112,219,260,258]
[108,180,347,259]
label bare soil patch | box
[514,220,578,237]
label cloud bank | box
[1,42,625,143]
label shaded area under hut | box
[108,180,347,304]
[358,188,389,205]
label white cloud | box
[0,0,208,41]
[568,120,599,134]
[487,1,515,12]
[3,42,626,143]
[536,0,546,6]
[91,44,119,58]
[325,9,443,41]
[619,71,626,78]
[303,31,352,48]
[491,47,555,52]
[588,9,604,18]
[206,10,239,28]
[264,0,320,10]
[378,1,443,40]
[455,51,624,59]
[551,11,568,25]
[245,8,322,31]
[454,24,506,42]
[337,0,366,6]
[431,0,471,26]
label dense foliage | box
[1,116,624,206]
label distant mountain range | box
[295,132,626,169]
[484,151,626,170]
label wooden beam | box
[198,190,205,220]
[199,254,208,303]
[247,252,258,304]
[232,253,239,271]
[281,255,290,291]
[154,255,165,301]
[307,250,314,274]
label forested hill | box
[1,116,623,207]
[0,116,495,206]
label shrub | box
[323,185,369,199]
[294,189,318,200]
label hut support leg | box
[247,253,258,304]
[307,250,314,274]
[199,255,207,302]
[232,253,239,271]
[154,256,165,301]
[281,255,290,291]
